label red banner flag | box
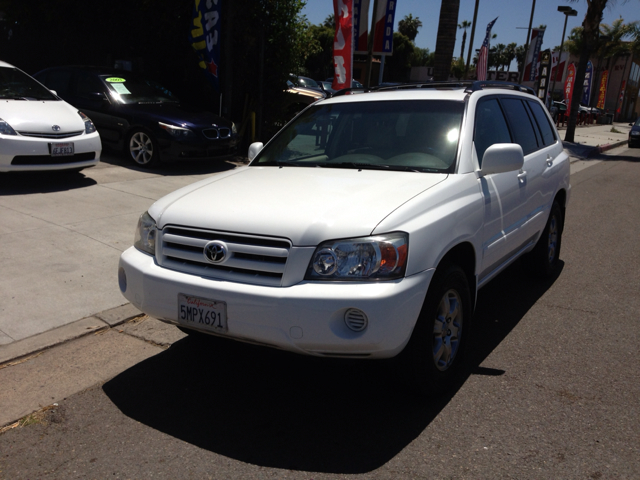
[596,70,608,110]
[333,0,353,91]
[564,63,576,112]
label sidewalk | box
[0,121,633,371]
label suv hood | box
[150,166,446,246]
[1,100,84,133]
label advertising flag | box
[523,28,545,82]
[581,61,593,105]
[596,70,608,109]
[353,0,371,54]
[372,0,398,55]
[564,63,576,112]
[333,0,353,91]
[188,0,221,91]
[476,17,498,81]
[550,51,568,82]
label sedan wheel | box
[128,130,159,167]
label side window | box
[500,98,539,155]
[42,70,72,97]
[527,100,557,146]
[474,98,512,165]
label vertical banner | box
[372,0,397,55]
[564,63,576,112]
[188,0,221,91]
[596,70,608,109]
[524,28,545,82]
[581,61,593,105]
[537,49,551,104]
[353,0,371,54]
[616,80,626,114]
[550,51,568,82]
[333,0,353,91]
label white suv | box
[118,82,570,394]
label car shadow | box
[99,147,246,176]
[0,170,97,195]
[103,259,563,474]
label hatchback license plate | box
[178,294,227,333]
[51,142,74,157]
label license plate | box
[51,142,74,157]
[178,294,227,333]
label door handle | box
[546,154,554,167]
[517,170,527,184]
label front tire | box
[527,201,563,278]
[127,129,159,167]
[402,264,472,396]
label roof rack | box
[352,80,535,96]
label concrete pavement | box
[0,121,633,421]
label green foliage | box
[398,14,423,42]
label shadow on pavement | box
[103,260,562,474]
[0,169,97,195]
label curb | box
[0,303,143,366]
[587,139,629,157]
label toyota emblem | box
[51,125,61,131]
[203,241,227,264]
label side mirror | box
[479,143,524,176]
[49,89,57,96]
[248,142,264,161]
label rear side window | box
[500,98,539,155]
[527,100,557,146]
[474,98,512,165]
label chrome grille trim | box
[202,128,231,140]
[17,130,84,139]
[158,227,291,286]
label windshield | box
[100,75,178,104]
[0,67,58,101]
[252,100,464,173]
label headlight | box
[78,111,96,134]
[305,233,408,281]
[232,122,238,135]
[631,131,640,136]
[134,211,157,256]
[159,121,195,138]
[0,118,17,135]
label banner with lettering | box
[372,0,397,55]
[524,28,545,82]
[353,0,371,54]
[333,0,353,90]
[581,61,593,106]
[596,70,608,109]
[564,63,576,112]
[188,0,221,91]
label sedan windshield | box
[0,67,58,101]
[252,100,464,173]
[100,75,178,104]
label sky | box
[302,0,639,68]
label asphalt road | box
[0,146,639,479]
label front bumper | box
[118,246,433,358]
[158,135,239,162]
[0,132,101,172]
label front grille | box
[16,130,84,139]
[202,127,231,140]
[159,227,291,286]
[11,152,96,165]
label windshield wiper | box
[325,162,425,172]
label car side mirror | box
[479,143,524,176]
[248,142,264,161]
[49,89,57,96]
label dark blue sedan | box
[33,66,238,167]
[629,117,640,148]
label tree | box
[433,0,461,81]
[398,14,423,42]
[458,20,472,61]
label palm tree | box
[433,0,461,81]
[458,20,472,61]
[504,42,518,71]
[398,14,423,42]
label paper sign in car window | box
[111,83,131,95]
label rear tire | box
[127,129,160,167]
[401,264,472,397]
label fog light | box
[118,267,127,293]
[344,308,368,332]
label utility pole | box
[463,0,480,80]
[518,0,537,84]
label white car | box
[118,82,570,395]
[0,60,101,173]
